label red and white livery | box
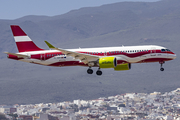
[5,25,176,75]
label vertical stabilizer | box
[11,25,44,52]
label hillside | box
[0,0,180,105]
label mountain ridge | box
[0,0,180,105]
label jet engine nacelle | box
[114,63,131,71]
[99,57,131,71]
[99,57,117,68]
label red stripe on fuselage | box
[47,58,173,67]
[138,58,173,63]
[48,61,87,67]
[80,50,174,58]
[16,41,44,52]
[31,52,64,60]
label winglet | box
[44,41,56,49]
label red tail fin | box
[11,25,44,52]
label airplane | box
[4,25,176,75]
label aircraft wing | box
[4,52,29,58]
[45,41,99,64]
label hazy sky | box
[0,0,160,20]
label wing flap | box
[45,41,99,64]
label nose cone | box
[173,53,177,59]
[170,52,177,59]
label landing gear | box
[87,68,93,74]
[87,67,102,75]
[159,61,165,71]
[160,68,164,71]
[96,69,102,76]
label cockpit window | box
[161,49,166,52]
[166,49,171,51]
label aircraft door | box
[150,47,156,57]
[40,53,45,60]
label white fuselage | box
[13,45,176,67]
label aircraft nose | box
[167,51,176,59]
[171,52,177,59]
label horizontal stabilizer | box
[4,52,29,58]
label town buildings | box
[1,88,180,120]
